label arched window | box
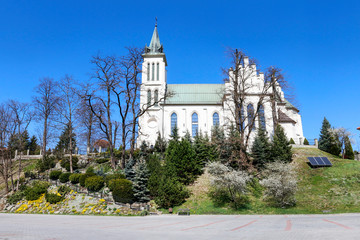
[171,113,177,132]
[192,113,198,137]
[147,63,150,81]
[258,104,266,131]
[152,63,155,81]
[157,63,159,81]
[147,90,151,106]
[213,112,219,126]
[154,90,159,106]
[247,104,255,130]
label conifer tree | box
[271,125,292,163]
[251,127,272,170]
[318,118,341,156]
[194,133,217,173]
[303,138,309,145]
[55,122,76,154]
[344,136,354,160]
[125,157,136,182]
[154,133,167,154]
[133,161,150,203]
[289,138,295,144]
[146,154,163,198]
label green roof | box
[165,84,224,104]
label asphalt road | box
[1,213,360,240]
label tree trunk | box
[42,117,48,160]
[69,126,73,173]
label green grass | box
[169,148,360,215]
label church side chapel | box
[137,24,304,147]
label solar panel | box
[315,157,325,166]
[321,157,332,166]
[307,157,318,167]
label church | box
[137,24,304,147]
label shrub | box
[303,138,309,145]
[36,156,56,172]
[79,172,96,187]
[86,167,95,174]
[260,161,297,207]
[49,170,62,180]
[24,170,37,179]
[45,192,64,204]
[85,176,105,192]
[60,156,79,172]
[58,185,71,196]
[96,158,109,164]
[105,173,126,186]
[69,173,81,184]
[7,191,25,204]
[25,181,50,201]
[59,172,71,183]
[155,177,189,208]
[207,162,252,209]
[109,179,134,203]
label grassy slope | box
[171,148,360,214]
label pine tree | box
[55,122,76,154]
[194,133,217,173]
[251,127,272,170]
[170,126,179,141]
[271,125,292,163]
[344,136,354,160]
[133,161,150,203]
[303,138,309,145]
[289,138,295,144]
[154,133,167,154]
[318,117,332,152]
[146,154,163,198]
[125,157,136,182]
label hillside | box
[171,148,360,214]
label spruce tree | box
[303,138,309,145]
[251,127,272,170]
[318,117,332,152]
[271,125,292,163]
[194,133,217,173]
[28,135,39,154]
[124,157,136,182]
[133,162,150,203]
[146,154,163,198]
[154,133,167,154]
[55,122,76,154]
[344,136,354,159]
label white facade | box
[137,25,304,148]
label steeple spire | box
[145,19,163,54]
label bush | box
[25,181,50,201]
[36,156,56,172]
[96,158,109,164]
[24,170,37,179]
[303,138,309,145]
[79,172,96,187]
[105,173,126,186]
[45,192,64,204]
[60,156,79,172]
[260,161,297,207]
[69,173,81,184]
[7,191,25,204]
[85,176,105,192]
[86,167,95,174]
[109,179,134,203]
[49,170,62,180]
[58,185,71,196]
[155,177,189,208]
[59,172,71,183]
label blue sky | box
[0,0,359,149]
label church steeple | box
[146,20,163,54]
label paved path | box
[1,213,360,239]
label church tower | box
[138,22,167,146]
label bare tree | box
[87,55,118,169]
[33,77,60,159]
[7,100,33,190]
[56,75,81,173]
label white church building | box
[137,24,304,147]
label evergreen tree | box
[303,138,309,145]
[251,127,272,170]
[289,138,295,144]
[155,176,189,208]
[194,133,217,174]
[170,126,179,141]
[154,133,167,154]
[139,141,149,158]
[183,131,192,144]
[318,117,333,152]
[146,154,163,198]
[124,157,136,182]
[344,136,354,160]
[133,161,151,203]
[28,135,39,154]
[271,125,292,163]
[55,122,76,154]
[8,130,30,155]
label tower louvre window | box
[157,63,159,81]
[152,63,155,81]
[147,90,151,106]
[154,90,159,106]
[147,63,150,81]
[192,113,198,137]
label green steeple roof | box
[145,23,163,54]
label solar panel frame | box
[321,157,332,166]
